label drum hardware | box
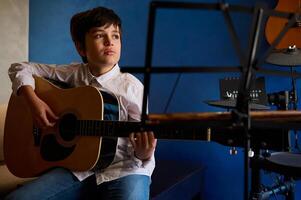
[267,90,290,110]
[248,148,255,158]
[227,138,238,156]
[204,100,270,110]
[206,127,211,142]
[261,149,271,158]
[250,151,301,200]
[250,89,298,200]
[204,76,270,110]
[265,45,299,111]
[230,147,238,155]
[251,178,295,200]
[266,45,301,66]
[266,45,300,153]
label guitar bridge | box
[33,127,41,146]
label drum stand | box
[290,66,300,151]
[250,142,297,200]
[249,64,301,200]
[249,148,301,200]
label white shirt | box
[8,62,155,185]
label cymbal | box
[204,100,270,110]
[266,46,301,66]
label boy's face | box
[82,24,121,69]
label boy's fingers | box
[141,132,149,147]
[129,133,137,148]
[47,108,59,120]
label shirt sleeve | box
[8,62,78,95]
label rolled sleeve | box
[9,62,36,95]
[8,62,79,95]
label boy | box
[6,6,156,200]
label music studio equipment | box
[204,76,270,110]
[266,45,301,109]
[255,43,301,199]
[204,75,299,199]
[252,4,301,197]
[121,1,301,200]
[266,45,301,66]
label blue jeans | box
[5,168,150,200]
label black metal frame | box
[142,1,254,121]
[122,1,299,199]
[237,3,299,200]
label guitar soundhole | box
[41,134,75,161]
[59,113,77,141]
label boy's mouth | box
[104,49,115,55]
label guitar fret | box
[83,121,86,135]
[102,122,105,136]
[79,121,83,135]
[86,120,90,135]
[83,120,86,135]
[85,120,88,135]
[88,120,92,135]
[92,121,95,136]
[97,121,101,136]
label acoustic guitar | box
[4,76,225,178]
[265,0,301,49]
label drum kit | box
[149,45,301,200]
[205,45,301,111]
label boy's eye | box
[95,34,104,39]
[114,34,120,39]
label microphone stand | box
[290,66,300,151]
[232,4,266,200]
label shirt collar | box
[86,63,120,85]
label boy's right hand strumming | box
[18,85,59,129]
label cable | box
[163,73,182,113]
[272,189,279,200]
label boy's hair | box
[70,7,122,63]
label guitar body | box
[265,0,301,49]
[4,77,105,178]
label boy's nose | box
[104,37,113,46]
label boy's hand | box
[129,131,157,161]
[19,85,59,128]
[28,97,58,128]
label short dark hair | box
[70,7,122,63]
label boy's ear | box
[75,42,86,57]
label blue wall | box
[29,0,301,199]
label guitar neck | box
[76,120,208,140]
[77,120,140,138]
